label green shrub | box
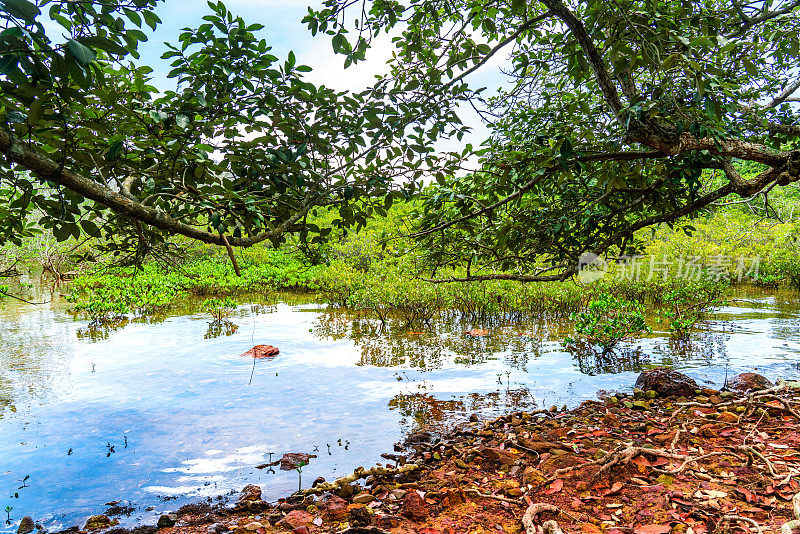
[661,278,724,340]
[567,293,650,352]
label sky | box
[131,0,508,157]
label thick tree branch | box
[539,0,624,114]
[0,131,312,248]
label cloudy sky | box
[132,0,508,155]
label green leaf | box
[79,220,102,238]
[105,140,124,162]
[1,0,40,23]
[67,40,97,65]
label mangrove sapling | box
[662,279,725,341]
[202,296,237,324]
[566,293,649,353]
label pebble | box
[390,489,407,500]
[353,493,376,504]
[243,522,262,531]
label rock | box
[242,522,262,531]
[276,511,313,530]
[718,411,739,423]
[335,483,356,499]
[318,495,348,522]
[353,492,375,504]
[401,491,428,521]
[635,368,699,397]
[157,514,177,528]
[311,476,325,487]
[292,528,310,534]
[237,484,262,503]
[732,372,774,392]
[469,413,479,422]
[374,515,402,529]
[208,524,229,534]
[17,517,35,534]
[85,515,118,531]
[389,489,407,501]
[241,345,279,359]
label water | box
[1,280,799,532]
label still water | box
[0,281,799,531]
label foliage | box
[0,0,453,263]
[306,0,800,281]
[567,294,650,352]
[661,278,724,340]
[71,295,129,325]
[202,296,237,324]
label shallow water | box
[0,279,799,532]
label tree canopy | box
[1,0,799,278]
[308,0,800,280]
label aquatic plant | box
[567,293,650,353]
[202,296,238,324]
[662,278,725,340]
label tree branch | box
[0,131,311,248]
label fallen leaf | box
[634,525,672,534]
[464,329,490,337]
[545,479,564,495]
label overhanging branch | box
[0,131,311,248]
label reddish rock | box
[237,484,262,502]
[374,515,402,529]
[276,511,313,530]
[446,488,463,506]
[480,446,519,466]
[348,505,371,527]
[317,494,348,522]
[732,372,774,392]
[635,368,698,397]
[401,491,428,521]
[241,345,280,359]
[292,528,310,534]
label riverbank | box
[63,369,800,534]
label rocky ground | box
[45,369,800,534]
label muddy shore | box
[42,369,800,534]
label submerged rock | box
[635,368,698,397]
[240,345,279,359]
[732,372,774,392]
[17,517,35,534]
[85,515,118,531]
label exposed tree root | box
[522,503,564,534]
[293,463,421,496]
[723,514,764,534]
[782,493,800,534]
